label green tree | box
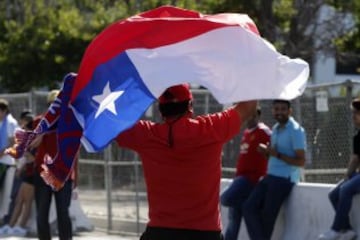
[0,0,359,92]
[195,0,359,66]
[335,0,360,73]
[0,0,129,92]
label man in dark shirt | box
[318,98,360,240]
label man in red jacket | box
[116,84,257,240]
[33,90,75,240]
[220,106,271,240]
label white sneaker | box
[9,226,27,237]
[318,229,341,240]
[0,224,12,237]
[339,230,357,240]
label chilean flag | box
[71,5,309,152]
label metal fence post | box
[104,145,113,232]
[29,90,34,112]
[346,79,354,158]
[204,92,209,114]
[294,97,302,125]
[134,154,141,235]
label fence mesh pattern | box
[0,81,357,233]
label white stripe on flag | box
[127,26,309,103]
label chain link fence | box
[0,80,359,235]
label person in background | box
[220,106,271,240]
[243,99,306,240]
[0,99,19,189]
[0,111,35,237]
[317,98,360,240]
[0,110,32,227]
[116,84,257,240]
[33,90,75,240]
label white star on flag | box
[92,82,124,118]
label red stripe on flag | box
[73,6,258,101]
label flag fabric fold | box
[35,73,82,190]
[40,73,82,190]
[7,73,81,190]
[71,5,309,152]
[10,5,310,189]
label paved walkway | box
[1,230,139,240]
[79,189,148,236]
[0,189,146,240]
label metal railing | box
[0,79,359,234]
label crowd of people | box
[0,81,358,240]
[0,90,76,240]
[220,97,360,240]
[115,83,359,240]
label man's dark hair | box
[352,98,360,111]
[272,99,291,108]
[159,101,190,117]
[20,110,34,130]
[20,109,32,119]
[257,106,261,116]
[0,99,9,113]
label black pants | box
[140,226,224,240]
[34,173,73,240]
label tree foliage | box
[197,0,359,65]
[0,0,129,92]
[0,0,359,92]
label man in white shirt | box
[0,98,19,189]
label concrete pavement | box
[0,189,146,240]
[1,230,139,240]
[78,189,147,236]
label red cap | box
[159,84,193,104]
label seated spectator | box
[243,99,306,240]
[318,98,360,240]
[0,99,18,189]
[0,110,32,226]
[220,106,271,240]
[0,111,35,237]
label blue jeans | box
[328,174,360,231]
[220,176,253,240]
[34,173,73,240]
[242,175,294,240]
